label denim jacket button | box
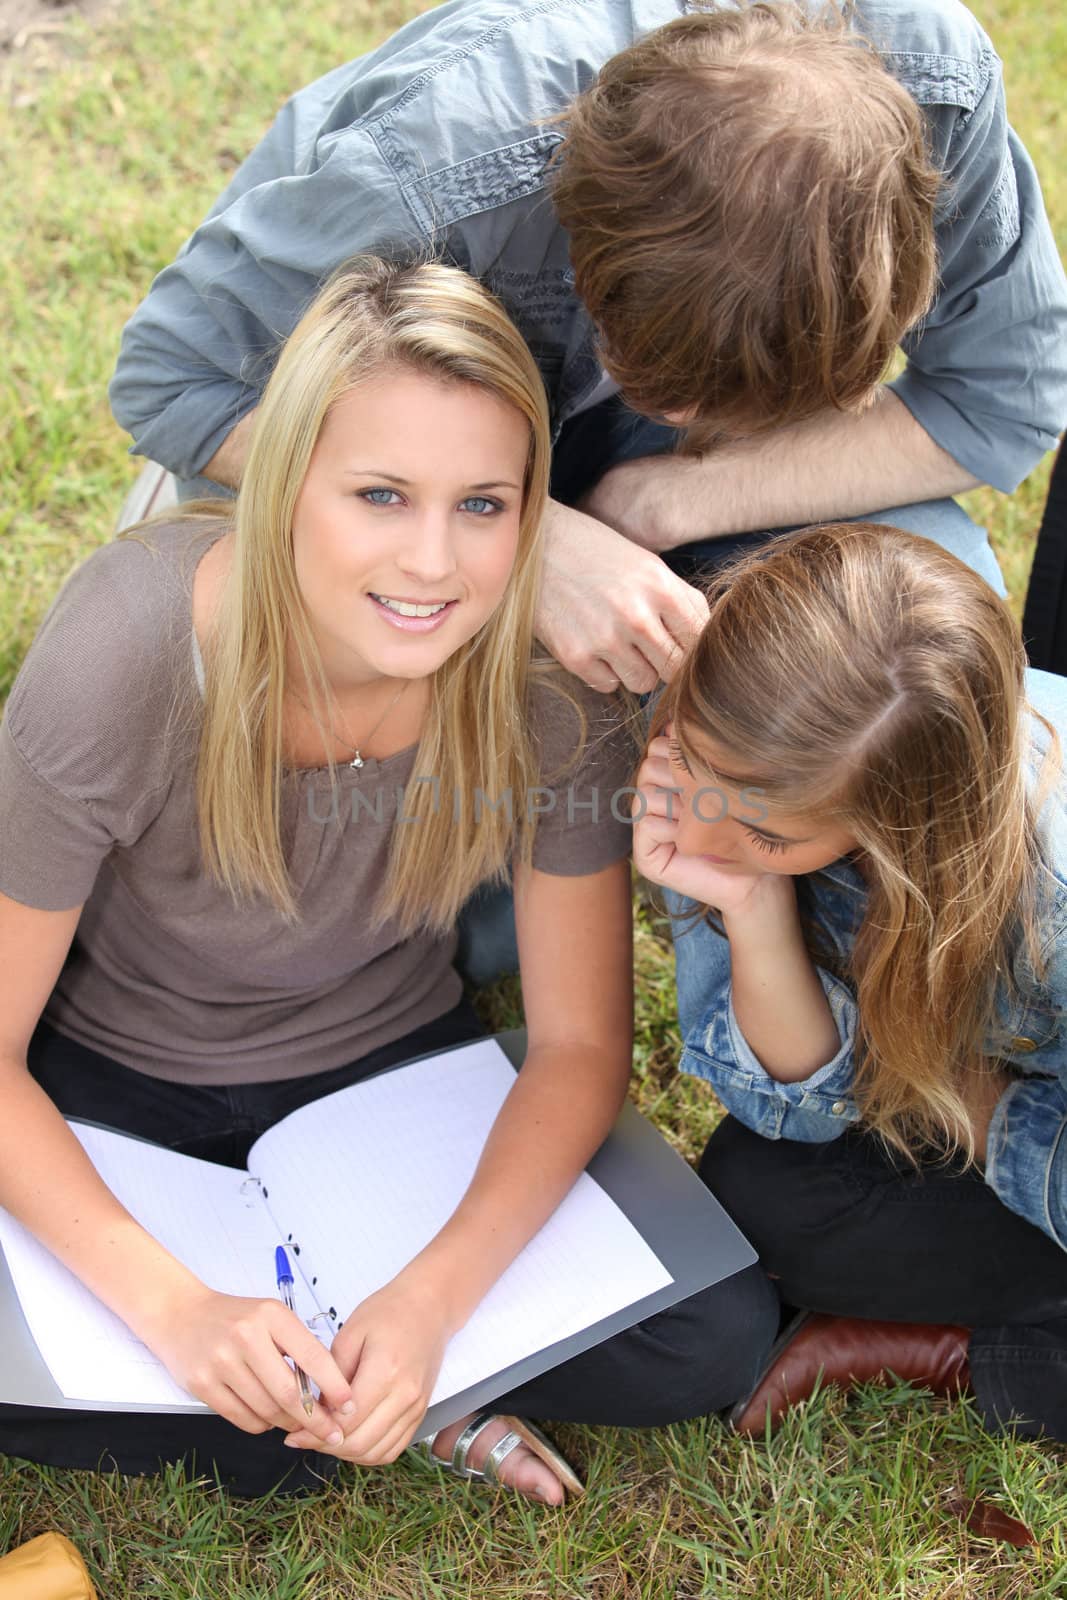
[831,1100,848,1114]
[1010,1036,1038,1053]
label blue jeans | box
[669,497,1005,596]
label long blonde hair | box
[193,256,551,931]
[659,523,1059,1160]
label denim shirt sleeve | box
[109,83,423,480]
[884,36,1067,492]
[108,0,617,480]
[671,897,863,1143]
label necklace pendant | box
[349,752,364,771]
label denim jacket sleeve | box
[984,920,1067,1253]
[985,1073,1067,1252]
[675,880,1067,1240]
[682,901,1067,1246]
[874,8,1067,492]
[671,897,863,1143]
[983,671,1067,1251]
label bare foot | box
[429,1414,567,1505]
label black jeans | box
[1,1018,777,1496]
[701,1116,1067,1440]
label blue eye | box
[460,496,502,516]
[359,488,403,506]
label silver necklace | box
[290,678,411,770]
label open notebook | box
[0,1037,756,1433]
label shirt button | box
[831,1100,848,1115]
[1010,1036,1037,1053]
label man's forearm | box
[200,407,258,490]
[684,388,982,540]
[585,388,982,551]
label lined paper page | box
[0,1125,320,1405]
[251,1038,673,1405]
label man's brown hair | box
[552,2,941,436]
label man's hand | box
[200,408,258,491]
[536,499,708,692]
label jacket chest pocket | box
[991,903,1067,1063]
[987,990,1060,1063]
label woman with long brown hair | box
[635,522,1067,1439]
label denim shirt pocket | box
[394,132,564,234]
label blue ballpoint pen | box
[275,1245,315,1417]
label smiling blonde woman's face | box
[291,366,529,687]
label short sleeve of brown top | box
[0,522,634,1084]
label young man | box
[111,0,1067,695]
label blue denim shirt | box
[110,0,1067,491]
[672,669,1067,1252]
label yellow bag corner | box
[0,1532,97,1599]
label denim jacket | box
[110,0,1067,492]
[673,669,1067,1252]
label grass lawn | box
[2,0,1066,1594]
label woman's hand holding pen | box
[280,1272,452,1463]
[139,1284,356,1442]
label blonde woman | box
[0,259,772,1501]
[635,524,1067,1441]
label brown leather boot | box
[729,1315,1038,1547]
[729,1311,971,1435]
